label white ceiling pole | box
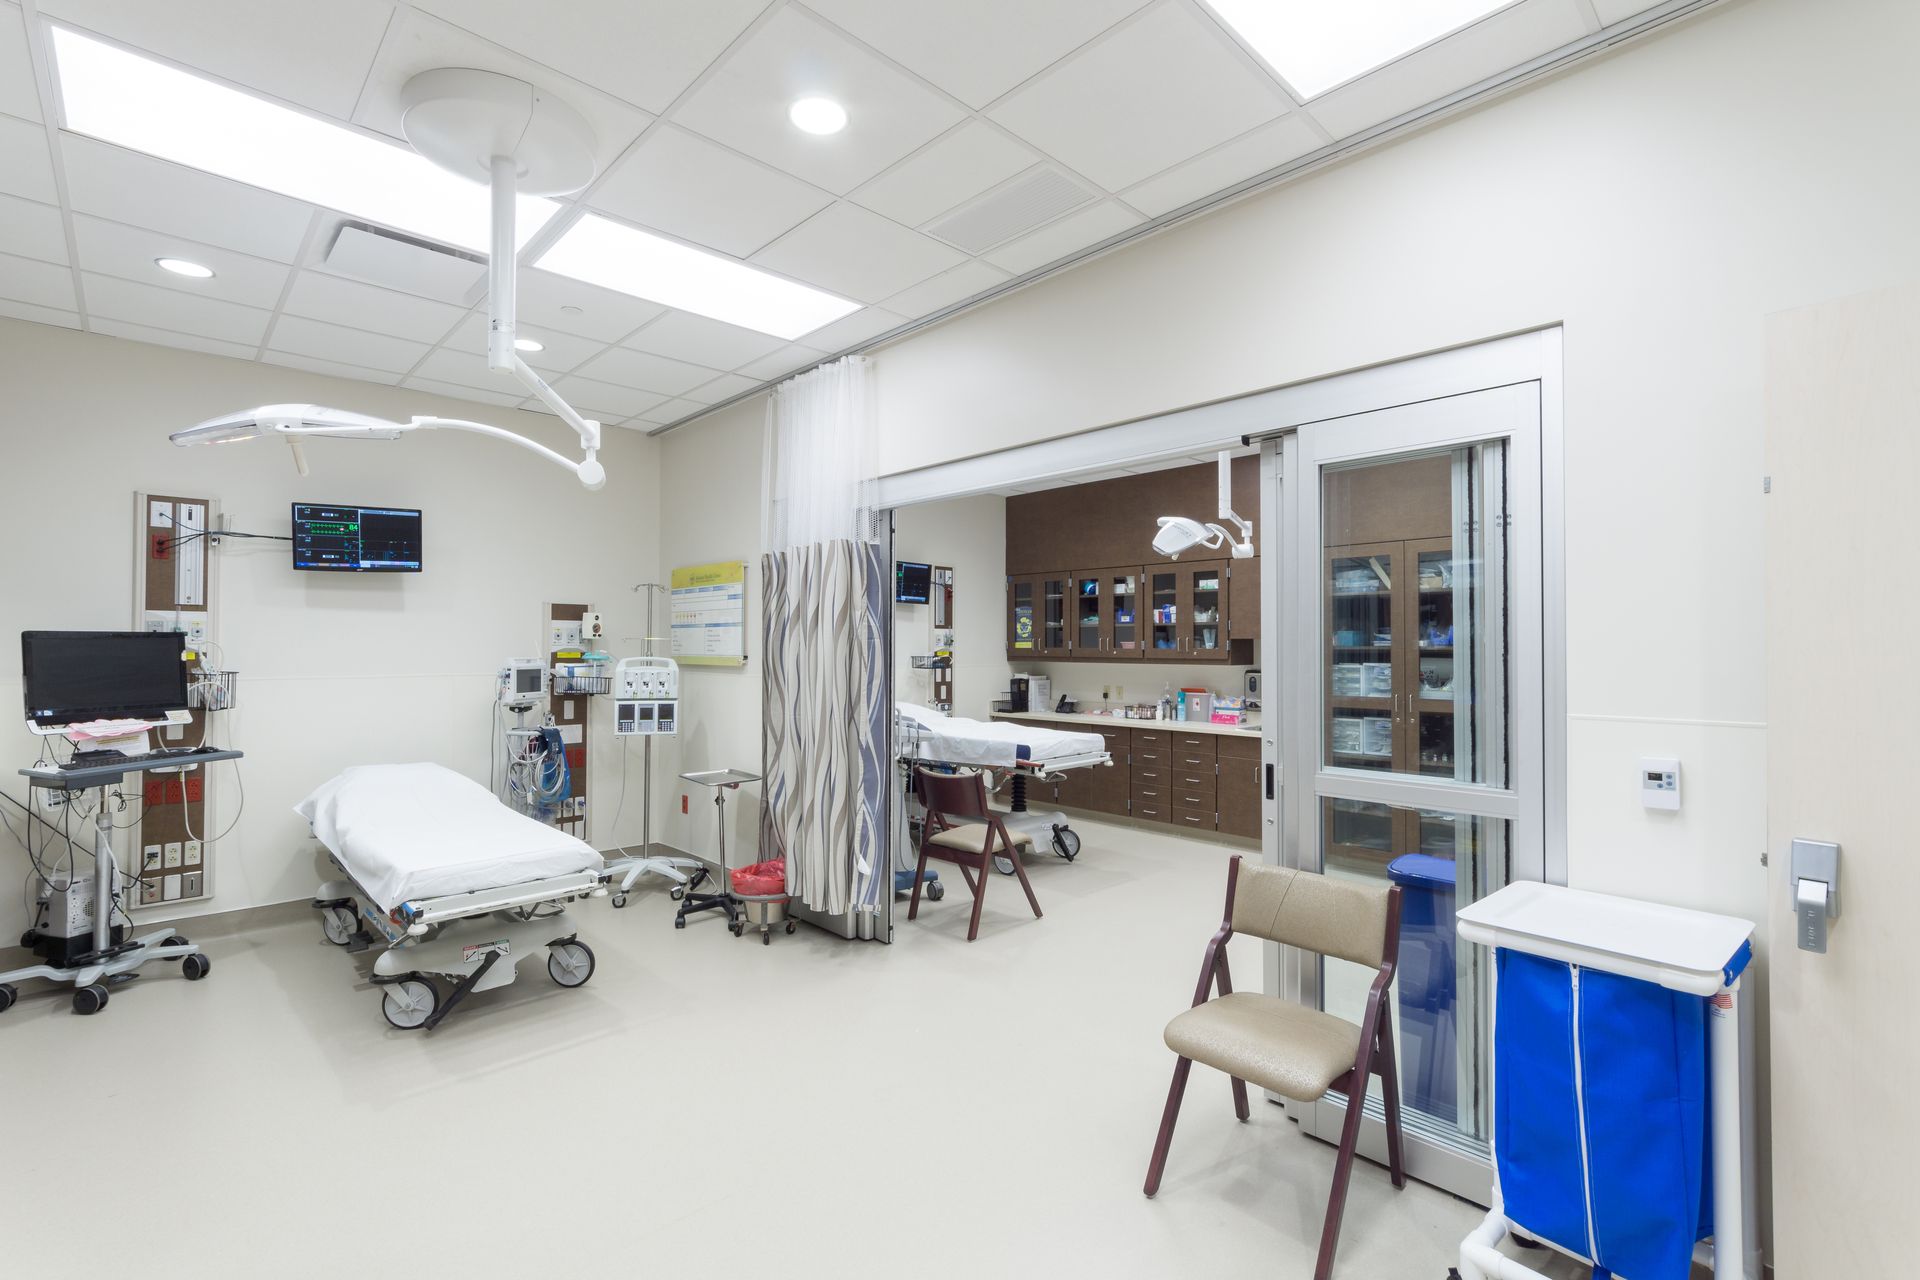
[487,153,518,374]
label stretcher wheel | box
[927,880,945,901]
[669,885,687,901]
[610,892,628,909]
[994,855,1014,876]
[164,933,190,949]
[321,907,357,946]
[182,953,210,980]
[0,983,15,1012]
[547,940,595,988]
[73,983,109,1015]
[784,919,797,934]
[381,978,437,1030]
[1051,827,1081,861]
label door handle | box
[1264,763,1275,800]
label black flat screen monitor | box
[292,503,422,572]
[22,631,189,727]
[895,561,931,604]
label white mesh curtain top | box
[761,357,890,921]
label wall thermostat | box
[1640,757,1680,811]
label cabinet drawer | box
[1171,732,1217,756]
[1172,770,1215,794]
[1216,732,1261,761]
[1171,807,1216,832]
[1133,729,1168,749]
[1132,766,1169,788]
[1133,747,1168,770]
[1134,803,1170,823]
[1173,751,1213,772]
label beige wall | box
[890,494,1009,720]
[0,319,661,938]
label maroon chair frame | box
[908,768,1042,942]
[1142,854,1406,1280]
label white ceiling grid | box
[0,0,1699,435]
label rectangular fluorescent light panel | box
[51,26,557,254]
[536,214,860,341]
[1205,0,1513,99]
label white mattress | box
[295,763,604,913]
[896,703,1104,768]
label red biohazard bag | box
[730,859,786,897]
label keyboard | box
[58,746,221,771]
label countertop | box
[991,708,1264,740]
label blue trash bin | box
[1387,853,1457,1123]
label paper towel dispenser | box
[1789,838,1840,953]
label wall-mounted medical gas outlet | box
[1640,757,1680,811]
[581,611,605,643]
[1789,838,1840,953]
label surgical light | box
[1203,0,1510,99]
[154,257,214,279]
[1153,452,1254,560]
[51,26,559,255]
[788,97,848,136]
[535,214,859,341]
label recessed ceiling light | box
[535,215,859,341]
[788,97,848,136]
[1204,0,1509,99]
[154,256,214,279]
[51,26,559,254]
[513,337,544,353]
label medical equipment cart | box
[2,747,242,1015]
[675,769,760,933]
[1452,882,1759,1280]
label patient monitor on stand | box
[496,657,568,824]
[603,588,706,908]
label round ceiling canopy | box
[399,67,598,197]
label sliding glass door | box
[1270,381,1544,1200]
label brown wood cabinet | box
[991,716,1261,839]
[1216,733,1262,839]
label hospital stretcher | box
[298,763,607,1030]
[895,705,1113,873]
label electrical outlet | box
[181,871,203,897]
[140,878,163,905]
[681,794,689,814]
[164,842,183,868]
[183,840,202,867]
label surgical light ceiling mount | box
[1153,452,1255,560]
[171,69,610,489]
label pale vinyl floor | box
[0,817,1583,1279]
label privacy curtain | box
[761,357,889,922]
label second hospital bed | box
[299,763,607,1030]
[895,704,1112,870]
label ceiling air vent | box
[926,166,1093,255]
[321,222,486,304]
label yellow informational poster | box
[670,561,749,666]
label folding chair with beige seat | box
[908,768,1043,941]
[1143,855,1405,1280]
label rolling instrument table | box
[673,769,762,933]
[3,748,243,1015]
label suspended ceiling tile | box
[587,125,833,259]
[401,374,527,409]
[282,269,468,344]
[0,115,59,203]
[672,6,965,196]
[680,371,759,404]
[624,309,785,371]
[410,0,765,116]
[752,202,966,304]
[0,193,66,265]
[574,345,721,397]
[413,345,521,392]
[268,314,429,375]
[1120,114,1325,217]
[316,222,485,304]
[516,267,668,344]
[735,342,827,381]
[259,348,403,385]
[988,3,1289,192]
[36,0,394,120]
[851,121,1038,229]
[882,258,1012,318]
[806,0,1152,110]
[354,7,651,172]
[0,297,79,328]
[982,199,1141,275]
[549,372,668,419]
[634,396,707,425]
[82,270,269,344]
[71,214,289,307]
[61,137,314,262]
[1305,0,1588,138]
[0,2,40,120]
[441,310,604,373]
[795,305,903,351]
[89,316,258,361]
[0,251,76,310]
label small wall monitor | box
[292,503,422,572]
[895,561,931,604]
[22,630,188,728]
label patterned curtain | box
[759,356,889,921]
